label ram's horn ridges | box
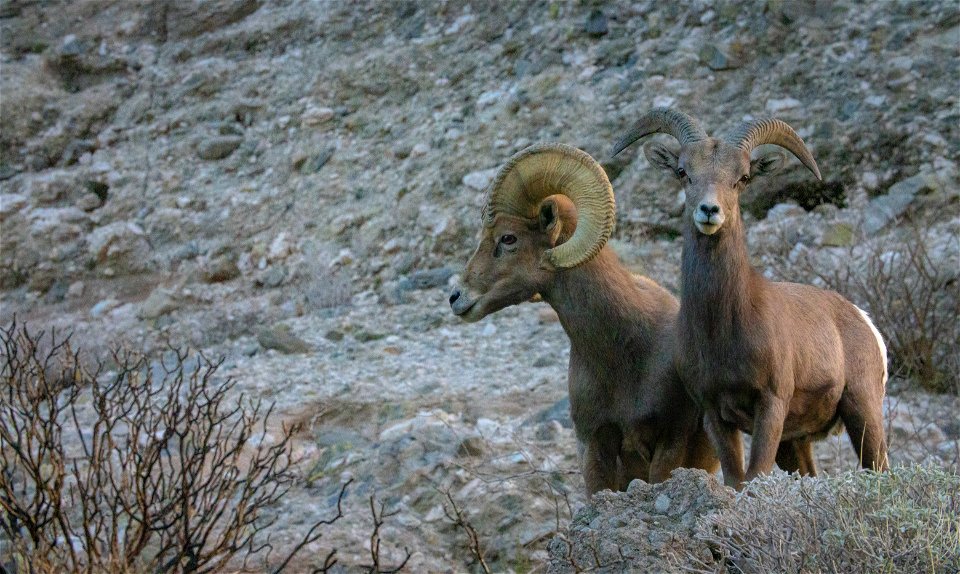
[484,143,615,269]
[726,118,822,180]
[609,107,708,157]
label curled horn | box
[726,119,822,180]
[609,107,708,157]
[484,143,615,270]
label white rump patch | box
[855,306,888,386]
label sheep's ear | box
[538,199,560,232]
[750,151,786,178]
[538,199,566,245]
[644,142,678,173]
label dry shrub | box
[692,466,960,574]
[776,222,959,394]
[0,321,345,573]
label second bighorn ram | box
[612,109,889,488]
[449,143,717,495]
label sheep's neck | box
[542,247,662,356]
[679,216,763,343]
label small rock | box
[203,256,241,283]
[766,202,805,221]
[584,9,608,37]
[462,168,498,191]
[329,249,355,269]
[257,325,313,354]
[382,238,403,254]
[297,146,335,174]
[535,420,563,441]
[698,44,739,70]
[268,232,294,261]
[533,355,552,368]
[90,298,120,317]
[197,136,243,160]
[67,281,85,298]
[863,173,936,234]
[87,221,151,275]
[476,90,502,108]
[302,105,335,127]
[528,397,573,429]
[0,193,28,220]
[83,180,109,203]
[354,329,386,343]
[765,97,802,114]
[76,192,102,212]
[406,267,454,290]
[410,142,430,157]
[887,172,938,198]
[392,143,413,159]
[324,329,345,342]
[653,494,671,514]
[138,288,178,319]
[258,266,286,288]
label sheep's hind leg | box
[776,440,817,475]
[795,439,817,476]
[838,392,889,472]
[775,441,801,473]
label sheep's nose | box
[699,203,720,216]
[449,289,461,306]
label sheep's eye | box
[676,167,687,179]
[739,174,750,185]
[500,234,517,245]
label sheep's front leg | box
[745,393,788,483]
[703,409,745,489]
[580,433,621,496]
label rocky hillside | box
[1,0,958,571]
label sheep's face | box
[450,200,569,322]
[645,139,784,236]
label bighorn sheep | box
[448,143,718,495]
[611,108,889,488]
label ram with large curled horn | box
[612,108,888,489]
[449,143,717,495]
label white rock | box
[410,142,430,157]
[67,281,85,298]
[268,232,294,261]
[766,97,802,113]
[445,13,476,35]
[302,105,335,127]
[329,248,355,268]
[476,90,503,108]
[0,193,28,220]
[90,298,121,317]
[653,95,676,108]
[861,171,879,190]
[462,168,498,191]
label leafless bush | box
[361,494,411,574]
[0,320,346,573]
[691,465,960,574]
[439,488,492,574]
[770,221,959,394]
